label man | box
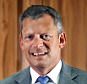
[1,5,87,84]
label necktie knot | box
[35,76,51,84]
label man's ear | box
[58,32,66,48]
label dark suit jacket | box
[1,62,87,84]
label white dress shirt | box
[30,60,62,84]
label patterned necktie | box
[35,76,53,84]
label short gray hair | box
[19,5,63,34]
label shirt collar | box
[30,60,62,84]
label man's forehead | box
[22,14,57,33]
[22,14,54,25]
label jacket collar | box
[15,61,78,84]
[15,67,32,84]
[59,61,78,84]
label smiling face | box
[20,14,66,75]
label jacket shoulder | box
[0,67,30,84]
[70,65,87,77]
[66,64,87,83]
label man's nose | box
[33,34,43,48]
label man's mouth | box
[31,51,48,56]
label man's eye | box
[25,34,34,40]
[28,34,34,40]
[40,34,51,41]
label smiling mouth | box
[31,52,49,56]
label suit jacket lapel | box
[15,67,32,84]
[59,62,78,84]
[14,62,79,84]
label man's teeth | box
[33,53,38,56]
[33,52,46,56]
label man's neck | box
[30,60,62,84]
[31,60,61,75]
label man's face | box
[20,14,65,71]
